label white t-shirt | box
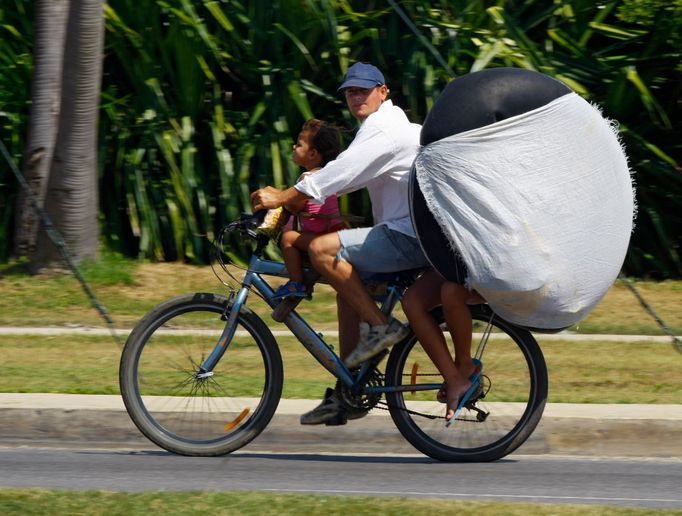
[294,100,421,236]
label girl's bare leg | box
[402,271,460,401]
[441,282,484,419]
[280,230,304,283]
[280,230,317,284]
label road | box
[0,445,680,509]
[2,395,682,510]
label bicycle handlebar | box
[224,211,268,239]
[219,211,273,258]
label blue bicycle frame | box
[200,253,442,396]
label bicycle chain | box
[373,400,483,423]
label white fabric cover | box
[415,92,635,329]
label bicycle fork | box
[199,286,249,374]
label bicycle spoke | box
[120,294,282,455]
[386,306,547,462]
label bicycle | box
[119,212,548,462]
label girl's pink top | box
[300,194,345,234]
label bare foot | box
[444,373,473,420]
[445,361,482,420]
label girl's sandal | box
[272,280,308,300]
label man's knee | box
[308,233,340,263]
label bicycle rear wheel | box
[119,292,283,456]
[385,305,547,462]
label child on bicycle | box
[401,263,485,424]
[272,119,346,300]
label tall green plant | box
[101,0,349,261]
[0,0,33,259]
[2,0,680,277]
[98,0,682,275]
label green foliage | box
[78,248,137,285]
[495,0,682,278]
[0,0,32,259]
[1,0,680,276]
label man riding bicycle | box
[251,62,429,425]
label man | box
[251,62,429,424]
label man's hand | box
[251,186,310,212]
[251,186,285,211]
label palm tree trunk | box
[33,0,105,269]
[12,0,70,258]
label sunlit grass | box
[1,261,680,335]
[0,333,679,404]
[2,488,675,515]
[1,261,681,403]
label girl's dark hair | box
[302,118,342,167]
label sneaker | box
[344,317,409,368]
[300,387,346,425]
[300,387,368,425]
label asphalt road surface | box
[1,445,681,509]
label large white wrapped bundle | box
[415,92,635,329]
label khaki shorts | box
[336,225,430,276]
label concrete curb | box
[1,394,681,458]
[1,393,682,419]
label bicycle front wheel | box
[385,305,547,462]
[119,292,283,456]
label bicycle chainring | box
[337,369,384,411]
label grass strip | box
[1,261,681,335]
[0,489,677,515]
[1,335,679,404]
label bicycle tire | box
[385,304,547,462]
[119,292,283,456]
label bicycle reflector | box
[410,363,418,395]
[224,408,250,432]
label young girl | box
[402,266,485,425]
[272,119,345,300]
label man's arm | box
[296,124,394,202]
[251,186,309,212]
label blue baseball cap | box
[337,62,385,92]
